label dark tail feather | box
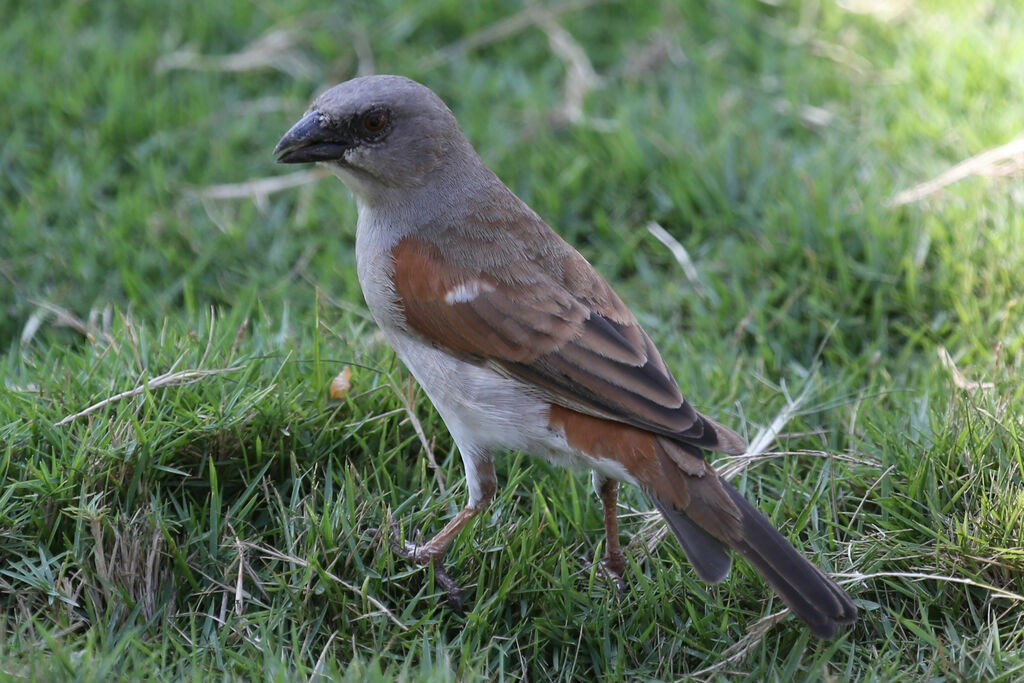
[652,497,732,583]
[720,478,856,638]
[654,477,857,638]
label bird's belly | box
[378,328,638,485]
[382,328,550,452]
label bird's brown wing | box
[389,234,745,455]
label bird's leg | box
[389,456,496,613]
[593,473,628,594]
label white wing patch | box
[444,279,495,305]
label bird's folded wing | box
[390,235,746,455]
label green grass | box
[3,0,1024,679]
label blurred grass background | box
[2,0,1023,679]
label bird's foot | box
[388,520,465,614]
[581,550,629,596]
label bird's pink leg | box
[596,475,628,593]
[390,460,496,612]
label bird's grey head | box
[274,75,476,203]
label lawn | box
[2,0,1023,679]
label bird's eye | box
[362,111,388,135]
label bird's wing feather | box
[390,233,745,454]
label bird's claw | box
[388,519,465,614]
[387,519,425,561]
[580,552,629,596]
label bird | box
[274,75,857,638]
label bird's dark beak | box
[274,110,352,164]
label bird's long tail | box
[650,446,857,638]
